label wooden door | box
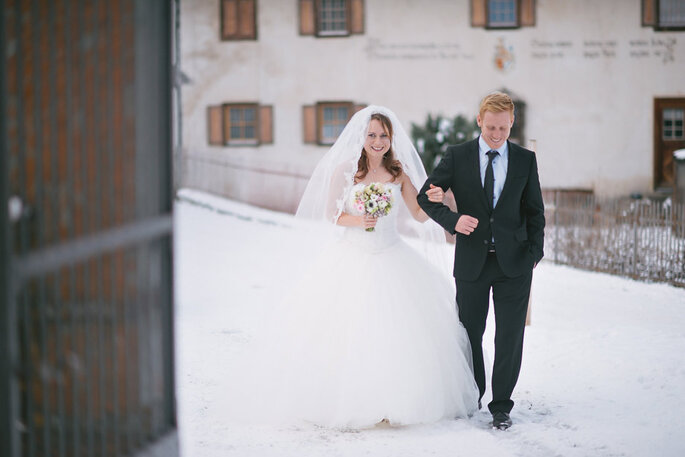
[0,1,178,456]
[654,98,685,189]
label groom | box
[417,92,545,430]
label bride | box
[232,106,479,429]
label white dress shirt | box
[478,135,508,209]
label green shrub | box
[411,114,479,174]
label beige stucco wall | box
[180,0,685,211]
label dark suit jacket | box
[417,138,545,281]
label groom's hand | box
[455,215,478,235]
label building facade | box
[180,0,685,212]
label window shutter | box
[471,0,486,27]
[208,106,223,145]
[221,0,239,39]
[221,0,256,40]
[303,105,317,143]
[222,104,232,144]
[354,104,366,113]
[642,0,656,26]
[350,0,364,34]
[300,0,316,35]
[239,0,256,39]
[520,0,535,27]
[259,105,273,144]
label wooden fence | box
[543,190,685,288]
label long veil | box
[295,105,452,272]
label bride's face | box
[363,119,391,160]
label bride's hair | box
[355,113,403,182]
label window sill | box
[226,139,260,147]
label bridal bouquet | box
[354,183,393,232]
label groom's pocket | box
[514,227,528,242]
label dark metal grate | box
[1,1,177,456]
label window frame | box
[223,103,260,145]
[471,0,535,29]
[662,108,684,141]
[316,101,354,145]
[485,0,519,30]
[316,0,351,37]
[643,0,685,30]
[207,102,273,147]
[299,0,364,37]
[657,0,685,31]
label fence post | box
[633,202,639,278]
[554,189,559,264]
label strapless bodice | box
[342,182,401,251]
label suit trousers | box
[455,252,532,414]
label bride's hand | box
[426,184,444,203]
[361,214,377,229]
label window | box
[302,102,365,144]
[221,0,257,40]
[299,0,364,37]
[488,0,517,28]
[643,0,685,30]
[653,98,685,189]
[471,0,536,29]
[207,103,273,146]
[227,105,258,142]
[663,108,684,140]
[320,103,350,142]
[510,99,526,146]
[319,0,348,35]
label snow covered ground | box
[174,189,685,457]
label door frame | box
[654,97,685,190]
[1,2,20,453]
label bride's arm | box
[336,212,377,230]
[401,173,442,222]
[328,168,377,230]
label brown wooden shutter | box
[300,0,316,35]
[350,0,364,34]
[221,0,239,39]
[259,105,273,144]
[239,0,256,38]
[303,105,316,143]
[642,0,656,26]
[208,106,224,145]
[221,0,256,40]
[222,104,232,144]
[471,0,486,27]
[354,104,366,113]
[520,0,535,27]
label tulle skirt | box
[224,232,479,429]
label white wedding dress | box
[225,183,478,429]
[232,182,479,429]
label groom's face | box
[477,110,514,150]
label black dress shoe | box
[491,411,512,430]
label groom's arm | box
[417,147,461,234]
[523,151,545,264]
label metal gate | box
[1,1,178,456]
